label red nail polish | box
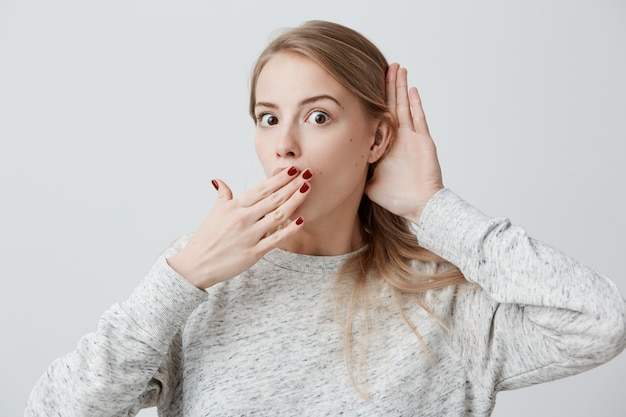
[302,169,312,180]
[287,166,298,176]
[299,183,309,193]
[295,216,304,225]
[211,180,219,191]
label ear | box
[367,116,393,163]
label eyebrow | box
[255,94,342,110]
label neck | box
[280,214,365,256]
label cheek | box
[253,133,265,156]
[254,137,272,175]
[317,137,369,180]
[347,134,371,168]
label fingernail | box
[302,169,312,180]
[295,216,304,225]
[287,166,298,176]
[299,183,309,193]
[211,180,219,191]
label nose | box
[275,122,301,158]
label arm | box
[26,167,315,416]
[367,63,626,391]
[418,189,626,390]
[25,243,208,417]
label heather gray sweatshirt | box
[25,189,626,416]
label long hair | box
[249,20,467,397]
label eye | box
[306,110,330,125]
[257,113,278,127]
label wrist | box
[167,253,208,290]
[406,186,444,226]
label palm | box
[365,65,443,224]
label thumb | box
[211,179,233,203]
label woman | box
[26,20,625,416]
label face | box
[253,52,382,226]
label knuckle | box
[270,191,282,205]
[233,211,248,224]
[272,208,284,221]
[270,231,282,244]
[258,184,271,199]
[236,197,250,208]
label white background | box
[1,0,625,416]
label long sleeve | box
[25,243,208,416]
[416,189,626,392]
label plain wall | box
[1,0,624,415]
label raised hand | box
[365,63,444,225]
[167,168,312,289]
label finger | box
[256,214,306,255]
[395,67,414,129]
[211,179,233,204]
[252,169,312,220]
[386,63,400,117]
[238,166,299,207]
[408,87,431,136]
[254,179,311,236]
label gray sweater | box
[25,189,626,416]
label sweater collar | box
[261,247,365,274]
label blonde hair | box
[250,20,467,397]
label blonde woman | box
[26,20,625,416]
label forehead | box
[255,52,352,103]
